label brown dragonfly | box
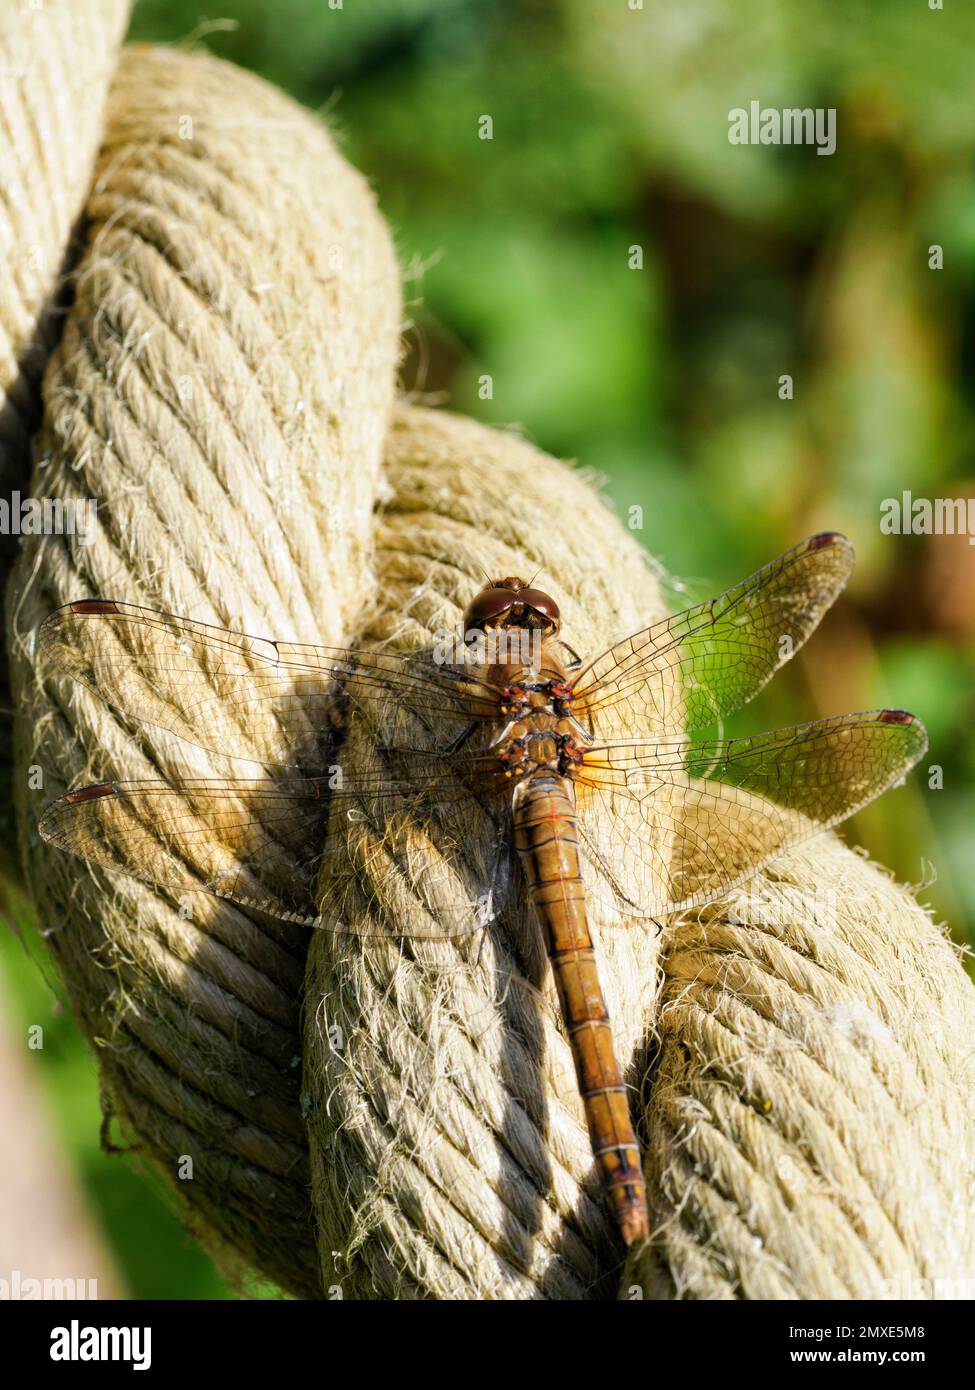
[36,533,926,1247]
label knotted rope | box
[3,6,974,1300]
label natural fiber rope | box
[635,837,975,1300]
[6,39,402,1299]
[0,0,131,896]
[4,18,975,1302]
[0,0,130,502]
[305,406,666,1299]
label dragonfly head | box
[463,578,561,636]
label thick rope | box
[305,405,666,1299]
[4,22,975,1302]
[0,0,131,895]
[0,0,130,501]
[6,41,401,1299]
[632,836,975,1300]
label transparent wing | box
[570,533,855,734]
[37,711,927,936]
[36,599,501,772]
[575,710,927,918]
[37,752,514,939]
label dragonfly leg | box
[576,822,659,924]
[466,826,516,965]
[392,720,480,758]
[566,712,594,744]
[559,639,584,670]
[440,720,479,755]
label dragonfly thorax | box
[497,675,574,717]
[497,714,587,779]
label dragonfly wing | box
[36,599,501,771]
[570,533,855,735]
[37,753,513,939]
[39,776,328,925]
[575,710,927,918]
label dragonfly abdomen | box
[513,773,649,1248]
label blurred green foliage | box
[3,0,972,1299]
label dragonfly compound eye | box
[463,586,517,631]
[517,588,561,629]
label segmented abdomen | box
[513,773,649,1247]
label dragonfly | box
[35,532,926,1248]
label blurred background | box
[1,0,972,1298]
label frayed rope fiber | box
[0,0,130,494]
[6,37,403,1300]
[4,16,975,1301]
[0,0,131,893]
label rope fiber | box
[3,5,974,1301]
